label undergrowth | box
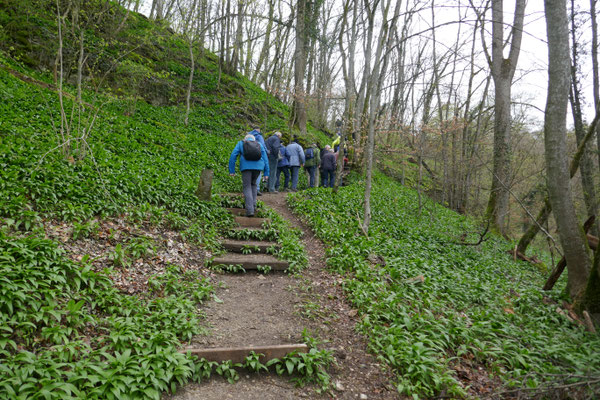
[0,231,212,399]
[287,171,600,398]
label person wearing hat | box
[303,142,320,188]
[228,134,269,217]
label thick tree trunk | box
[544,0,591,298]
[516,110,600,254]
[485,0,526,236]
[291,0,308,135]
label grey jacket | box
[286,142,305,167]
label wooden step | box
[180,344,308,363]
[226,207,247,216]
[208,253,288,271]
[221,239,279,254]
[234,216,269,228]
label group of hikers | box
[228,126,344,217]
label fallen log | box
[543,216,595,291]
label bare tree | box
[544,0,591,299]
[479,0,526,236]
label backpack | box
[305,148,314,159]
[243,140,261,161]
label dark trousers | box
[322,169,335,188]
[242,169,260,215]
[267,155,278,192]
[275,166,290,190]
[290,166,300,190]
[305,165,317,187]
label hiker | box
[303,143,320,188]
[265,131,282,193]
[228,134,269,217]
[332,133,341,152]
[319,146,328,187]
[275,143,290,192]
[321,145,336,188]
[286,137,305,192]
[248,126,266,196]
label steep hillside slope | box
[0,2,329,398]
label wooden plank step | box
[234,216,269,228]
[180,344,308,364]
[226,207,247,216]
[221,239,279,254]
[208,253,288,271]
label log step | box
[221,239,279,254]
[180,344,308,364]
[226,207,247,216]
[234,216,269,228]
[208,253,289,271]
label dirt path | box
[166,192,396,399]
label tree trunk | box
[569,0,598,236]
[252,0,274,82]
[230,0,244,72]
[544,0,591,298]
[593,0,600,171]
[291,0,308,135]
[516,110,600,254]
[485,0,526,236]
[184,41,194,126]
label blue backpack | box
[305,148,314,159]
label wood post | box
[196,169,214,201]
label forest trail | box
[166,192,396,400]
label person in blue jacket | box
[248,126,266,195]
[275,144,290,192]
[229,134,269,217]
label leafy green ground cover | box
[0,7,317,394]
[287,172,600,398]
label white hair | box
[274,131,282,137]
[244,134,255,140]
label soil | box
[166,192,398,399]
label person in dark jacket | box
[319,146,327,187]
[264,131,282,192]
[275,144,290,192]
[320,145,336,188]
[229,134,269,217]
[303,143,320,188]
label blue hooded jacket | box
[228,137,269,175]
[249,129,266,149]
